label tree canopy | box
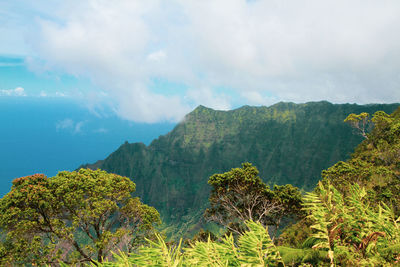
[205,162,303,237]
[325,108,400,214]
[0,169,161,265]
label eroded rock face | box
[83,102,399,224]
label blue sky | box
[1,0,400,122]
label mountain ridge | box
[82,101,399,225]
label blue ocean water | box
[0,97,175,196]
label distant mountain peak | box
[191,105,216,113]
[194,104,209,110]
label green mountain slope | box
[83,101,399,224]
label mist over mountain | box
[83,101,399,226]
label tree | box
[344,112,370,138]
[324,108,400,214]
[0,169,161,265]
[204,163,302,237]
[271,184,304,238]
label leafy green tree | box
[324,108,400,214]
[0,169,161,265]
[205,163,302,237]
[344,112,370,138]
[271,184,304,237]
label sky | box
[1,0,400,123]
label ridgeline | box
[82,101,399,229]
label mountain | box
[83,101,399,225]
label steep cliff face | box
[83,102,399,222]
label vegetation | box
[324,108,400,214]
[303,181,400,265]
[95,220,285,266]
[278,107,400,264]
[205,162,302,238]
[91,105,400,266]
[0,169,160,265]
[94,182,400,266]
[83,102,399,234]
[2,105,400,265]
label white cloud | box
[56,119,85,134]
[241,91,278,106]
[14,87,25,96]
[22,0,400,122]
[114,83,190,123]
[147,50,166,62]
[74,121,84,133]
[0,87,27,96]
[185,87,231,110]
[38,90,68,98]
[56,119,74,130]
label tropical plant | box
[324,108,400,214]
[0,169,161,265]
[303,181,400,265]
[96,220,284,266]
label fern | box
[302,182,336,266]
[237,220,284,266]
[303,181,400,265]
[98,221,284,266]
[185,235,237,266]
[128,234,184,267]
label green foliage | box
[277,246,327,266]
[125,234,184,267]
[3,106,400,265]
[205,163,303,237]
[100,182,400,266]
[98,220,284,266]
[303,181,400,265]
[277,219,313,249]
[344,112,370,138]
[236,220,284,266]
[184,228,218,246]
[276,107,400,265]
[83,102,398,233]
[0,169,161,265]
[324,107,400,215]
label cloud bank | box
[0,87,26,96]
[25,0,400,122]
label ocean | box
[0,97,175,196]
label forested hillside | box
[4,105,400,265]
[83,102,399,225]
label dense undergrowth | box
[94,182,400,266]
